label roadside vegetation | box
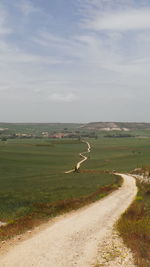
[117,169,150,267]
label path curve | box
[0,174,137,267]
[65,141,91,174]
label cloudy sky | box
[1,0,150,123]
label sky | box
[1,0,150,123]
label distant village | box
[0,127,98,141]
[0,123,137,141]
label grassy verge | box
[117,180,150,267]
[0,175,122,241]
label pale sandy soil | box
[0,223,6,227]
[94,229,136,267]
[0,174,137,267]
[132,174,150,184]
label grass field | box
[83,137,150,172]
[0,139,83,220]
[1,136,150,243]
[1,137,150,221]
[0,139,118,222]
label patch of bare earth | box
[94,229,136,267]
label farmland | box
[83,137,150,172]
[1,135,150,223]
[0,139,117,222]
[1,131,150,262]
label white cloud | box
[86,9,150,31]
[47,93,79,103]
[0,39,64,65]
[33,31,85,60]
[0,7,12,35]
[18,0,41,16]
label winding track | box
[0,174,137,267]
[65,141,91,174]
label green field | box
[1,127,150,263]
[0,139,116,221]
[1,136,150,223]
[84,137,150,172]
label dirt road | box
[65,141,91,174]
[0,174,137,267]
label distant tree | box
[78,136,81,141]
[1,137,7,141]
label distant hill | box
[81,122,150,131]
[1,122,150,134]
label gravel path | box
[0,174,137,267]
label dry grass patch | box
[117,182,150,267]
